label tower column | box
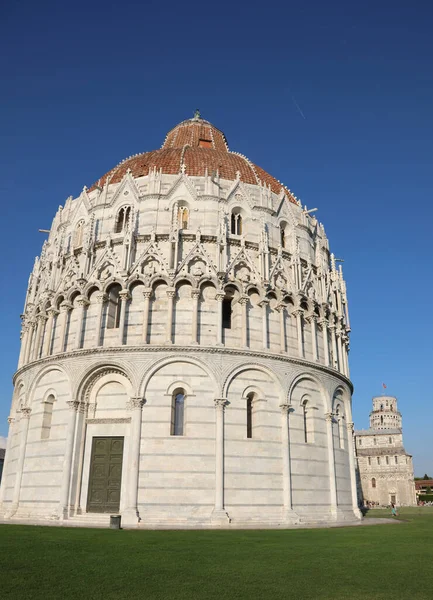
[32,314,47,360]
[58,401,79,519]
[216,292,224,346]
[329,324,338,369]
[118,290,130,345]
[141,289,152,344]
[279,404,298,522]
[239,295,249,348]
[24,321,36,364]
[346,421,362,519]
[8,408,31,517]
[258,299,269,350]
[319,318,330,367]
[293,309,304,358]
[276,304,286,353]
[0,417,15,510]
[95,292,108,347]
[325,412,338,517]
[123,398,145,525]
[212,398,230,523]
[43,308,58,356]
[191,288,200,344]
[307,314,318,361]
[58,301,73,353]
[165,288,176,344]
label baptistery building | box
[0,113,360,527]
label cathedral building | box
[355,396,416,506]
[0,113,361,527]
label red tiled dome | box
[90,114,296,203]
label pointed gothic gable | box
[269,253,295,292]
[226,246,261,285]
[130,239,170,279]
[176,237,219,279]
[164,172,199,202]
[87,243,123,286]
[226,179,254,210]
[106,171,141,209]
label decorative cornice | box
[87,417,131,424]
[13,344,353,391]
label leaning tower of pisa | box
[0,113,360,527]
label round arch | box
[139,355,218,399]
[222,363,284,402]
[287,372,328,412]
[27,365,71,403]
[76,362,135,405]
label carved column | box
[58,401,79,519]
[276,304,286,353]
[9,408,31,517]
[212,398,230,523]
[336,327,344,374]
[0,417,15,509]
[346,421,362,519]
[123,397,145,524]
[58,301,72,353]
[293,309,304,359]
[18,326,29,368]
[32,314,47,360]
[74,296,89,350]
[325,412,338,517]
[318,318,330,367]
[329,324,338,369]
[165,288,176,344]
[239,295,249,348]
[215,292,225,346]
[24,321,36,364]
[141,288,152,344]
[258,299,269,350]
[95,292,108,347]
[307,314,318,361]
[279,404,298,522]
[191,288,200,345]
[43,308,59,356]
[343,337,350,378]
[118,290,130,345]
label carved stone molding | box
[87,417,132,424]
[127,397,146,410]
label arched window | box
[335,406,344,449]
[380,415,384,425]
[386,456,389,465]
[358,438,362,446]
[41,394,55,440]
[171,390,185,436]
[368,457,371,465]
[231,211,242,235]
[246,392,255,439]
[114,206,131,233]
[371,478,376,488]
[380,404,384,410]
[302,398,314,443]
[222,297,232,329]
[280,223,287,248]
[177,205,189,229]
[377,457,381,465]
[73,220,85,248]
[106,284,122,329]
[394,456,398,464]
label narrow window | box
[222,298,232,329]
[374,437,377,445]
[171,391,185,436]
[386,456,389,465]
[372,478,376,488]
[246,393,253,439]
[106,285,121,329]
[335,407,344,449]
[177,206,189,229]
[41,394,55,440]
[280,224,286,248]
[359,438,362,446]
[377,457,380,465]
[368,457,371,465]
[380,415,383,425]
[231,212,242,235]
[73,220,85,248]
[389,437,392,444]
[302,401,308,443]
[395,456,398,464]
[115,206,131,233]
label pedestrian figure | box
[391,503,398,517]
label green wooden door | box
[87,437,124,513]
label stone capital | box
[36,313,48,323]
[279,403,292,414]
[346,421,354,432]
[214,398,228,411]
[95,293,108,304]
[238,295,249,305]
[66,400,80,412]
[215,292,225,302]
[47,307,60,318]
[142,288,153,300]
[119,290,131,302]
[20,407,32,419]
[325,412,334,423]
[127,397,146,410]
[8,416,15,425]
[59,301,73,313]
[191,288,201,300]
[292,309,304,318]
[166,288,176,299]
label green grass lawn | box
[1,508,432,600]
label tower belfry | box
[370,395,402,430]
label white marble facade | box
[0,115,361,527]
[355,396,416,506]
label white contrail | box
[291,95,306,120]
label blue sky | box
[1,0,432,474]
